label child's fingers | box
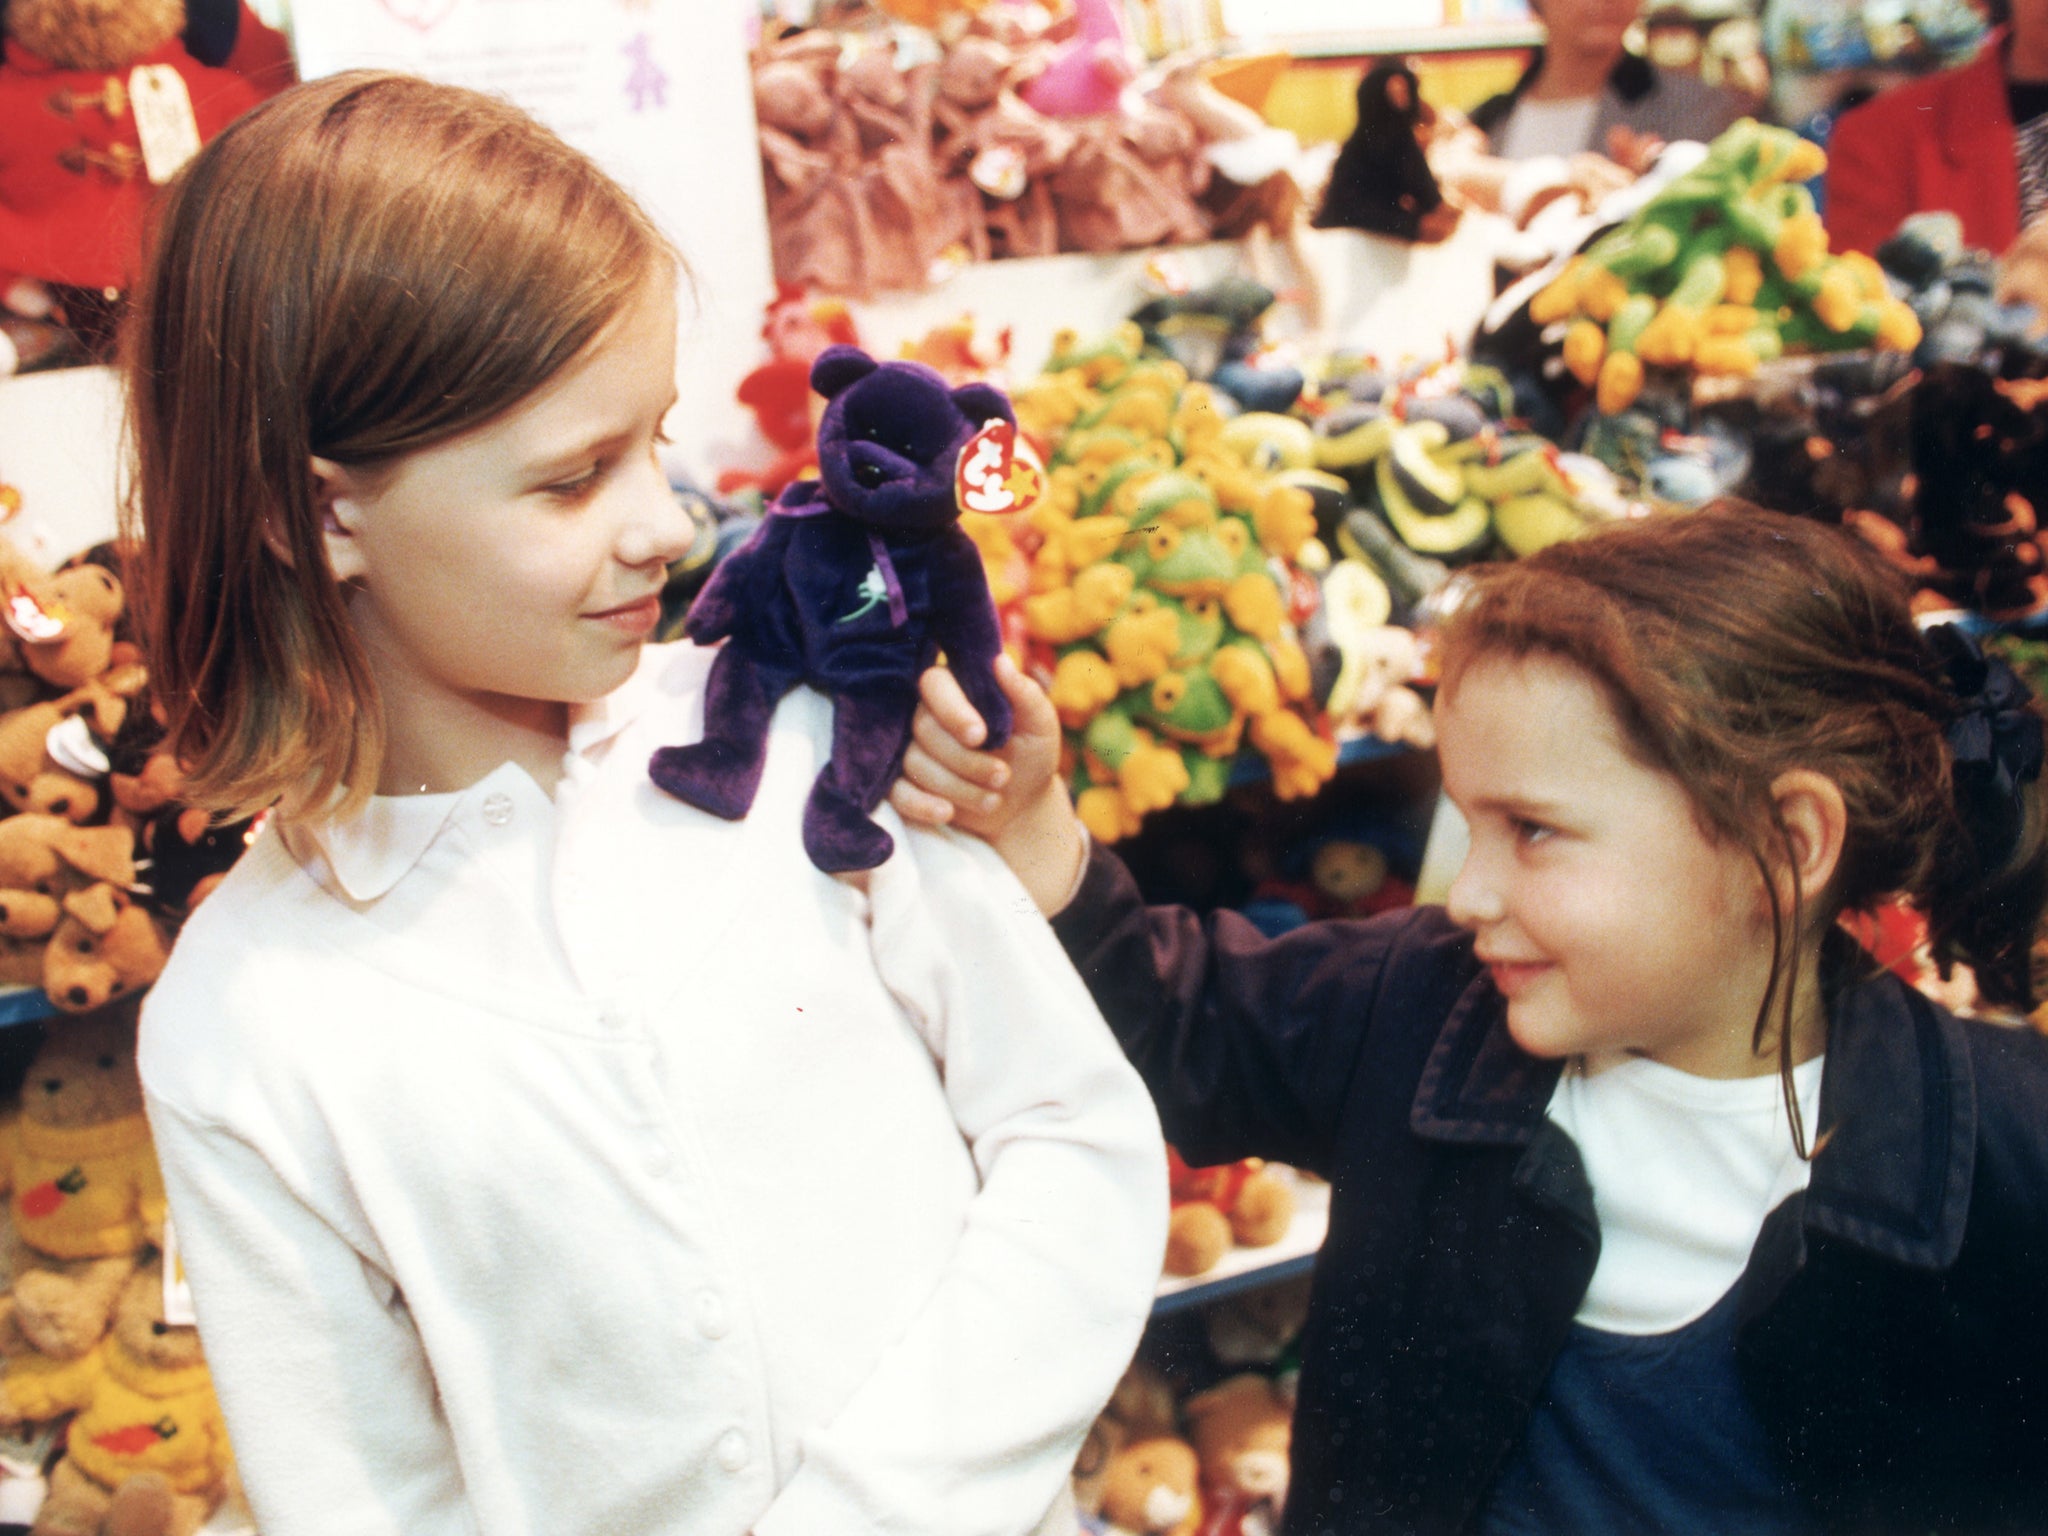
[898,736,1004,812]
[886,773,959,829]
[917,665,989,748]
[993,652,1060,740]
[909,698,1011,791]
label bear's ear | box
[950,382,1012,428]
[811,345,878,399]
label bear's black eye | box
[97,1056,115,1070]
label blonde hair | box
[123,71,676,821]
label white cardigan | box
[140,642,1167,1536]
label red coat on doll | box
[0,2,284,292]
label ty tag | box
[161,1212,200,1327]
[955,419,1044,517]
[131,65,203,185]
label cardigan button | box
[695,1291,730,1339]
[716,1429,751,1471]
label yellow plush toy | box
[33,1269,231,1536]
[0,1007,162,1367]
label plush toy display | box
[931,33,1075,262]
[1164,1148,1295,1278]
[1184,1375,1291,1536]
[718,284,862,499]
[1311,61,1455,244]
[1529,119,1920,417]
[751,34,878,301]
[31,1270,229,1536]
[992,328,1336,842]
[1095,1435,1202,1536]
[0,0,289,362]
[0,1008,160,1374]
[654,346,1033,872]
[0,814,134,992]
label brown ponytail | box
[1436,501,2048,1148]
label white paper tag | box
[161,1212,200,1327]
[130,65,203,186]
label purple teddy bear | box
[651,345,1016,872]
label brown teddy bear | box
[41,885,169,1014]
[1075,1358,1183,1519]
[1165,1148,1296,1277]
[0,1006,160,1371]
[1184,1374,1292,1536]
[0,813,136,990]
[0,667,146,825]
[1097,1434,1202,1536]
[32,1269,231,1536]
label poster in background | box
[283,0,776,482]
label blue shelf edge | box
[0,988,54,1029]
[1151,1249,1320,1317]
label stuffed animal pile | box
[0,1008,233,1536]
[749,10,1307,298]
[1078,1358,1296,1536]
[986,324,1339,843]
[0,533,246,1012]
[1528,119,1922,417]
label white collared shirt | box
[139,642,1167,1536]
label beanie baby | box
[652,345,1032,872]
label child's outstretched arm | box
[890,656,1086,916]
[897,672,1450,1182]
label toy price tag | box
[968,144,1027,200]
[1,582,65,644]
[130,65,203,185]
[956,419,1043,517]
[161,1212,199,1327]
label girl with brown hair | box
[125,70,1166,1536]
[899,504,2048,1533]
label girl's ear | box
[1770,769,1848,906]
[308,457,369,584]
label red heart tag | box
[955,419,1043,518]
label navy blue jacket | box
[1051,843,2048,1535]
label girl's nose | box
[617,460,695,571]
[1444,854,1503,931]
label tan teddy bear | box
[32,1269,231,1536]
[1184,1374,1292,1536]
[0,1007,161,1372]
[0,669,147,825]
[42,886,169,1014]
[0,815,137,990]
[1098,1434,1202,1536]
[1166,1148,1296,1277]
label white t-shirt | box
[1496,95,1602,161]
[139,642,1168,1536]
[1546,1050,1826,1334]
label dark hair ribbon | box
[1926,623,2044,856]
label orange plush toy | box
[1164,1147,1296,1277]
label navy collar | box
[1408,957,1976,1271]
